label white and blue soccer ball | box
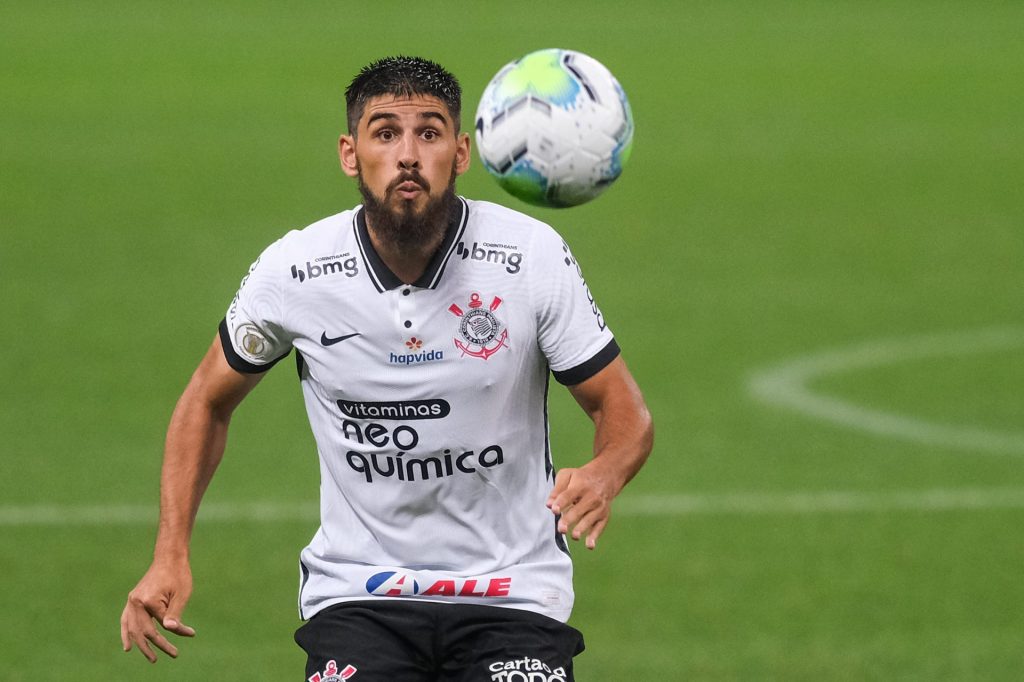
[474,48,634,208]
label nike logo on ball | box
[321,331,361,346]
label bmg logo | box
[291,256,359,282]
[456,241,523,274]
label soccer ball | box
[474,48,634,208]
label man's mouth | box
[388,172,429,200]
[394,181,424,199]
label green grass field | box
[2,1,1022,679]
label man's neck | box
[364,224,447,285]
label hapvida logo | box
[366,571,512,598]
[390,337,444,365]
[389,349,444,365]
[291,255,359,282]
[456,241,523,274]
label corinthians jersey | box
[220,197,618,622]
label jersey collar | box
[353,197,468,292]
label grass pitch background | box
[2,1,1022,679]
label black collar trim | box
[353,197,468,292]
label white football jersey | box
[221,198,618,622]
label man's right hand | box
[120,559,196,663]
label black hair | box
[345,56,462,134]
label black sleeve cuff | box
[218,318,289,374]
[552,338,620,386]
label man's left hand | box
[546,463,617,550]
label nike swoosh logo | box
[320,331,361,346]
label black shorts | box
[294,600,585,682]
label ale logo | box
[365,571,420,596]
[365,571,512,598]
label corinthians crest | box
[448,292,509,360]
[308,659,358,681]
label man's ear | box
[339,134,358,177]
[454,132,471,176]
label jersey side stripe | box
[298,558,311,619]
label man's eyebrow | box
[419,111,450,127]
[365,112,399,127]
[365,110,450,128]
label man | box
[121,56,653,680]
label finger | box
[120,609,132,651]
[554,498,583,534]
[584,517,609,550]
[132,632,159,663]
[557,489,598,528]
[163,596,195,637]
[546,469,574,509]
[549,484,584,516]
[163,618,196,637]
[122,603,153,657]
[563,499,604,540]
[568,507,600,541]
[124,612,160,663]
[147,629,180,659]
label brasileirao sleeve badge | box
[448,292,509,360]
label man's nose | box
[398,136,420,170]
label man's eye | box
[378,130,395,141]
[422,130,438,141]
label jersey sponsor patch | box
[291,253,359,283]
[344,441,505,483]
[234,323,272,362]
[455,240,524,274]
[365,571,512,598]
[389,336,445,365]
[487,658,567,682]
[336,399,450,420]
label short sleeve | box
[533,229,620,385]
[220,240,292,373]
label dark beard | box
[358,166,459,256]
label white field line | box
[617,488,1024,515]
[748,326,1024,455]
[3,489,1024,526]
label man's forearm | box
[153,382,233,560]
[581,362,654,497]
[589,403,653,495]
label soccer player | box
[120,56,653,680]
